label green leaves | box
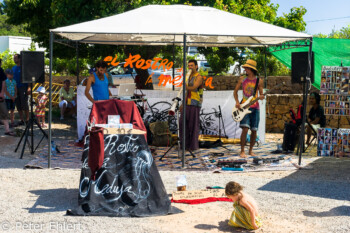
[0,50,16,70]
[0,14,31,36]
[274,6,307,32]
[327,25,350,39]
[2,0,308,76]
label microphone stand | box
[216,105,232,151]
[129,72,154,116]
[159,97,195,161]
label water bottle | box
[51,141,57,156]
[277,139,283,151]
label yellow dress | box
[228,201,262,230]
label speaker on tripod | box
[15,51,49,159]
[291,51,314,84]
[21,51,45,84]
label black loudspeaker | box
[291,51,314,84]
[282,122,298,152]
[21,51,45,83]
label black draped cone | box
[68,133,171,216]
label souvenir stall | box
[318,66,350,157]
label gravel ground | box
[0,116,349,233]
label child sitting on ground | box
[225,181,262,230]
[35,86,48,128]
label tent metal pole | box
[48,32,54,168]
[264,47,267,88]
[172,43,175,91]
[298,38,313,166]
[182,34,187,168]
[76,42,79,85]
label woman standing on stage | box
[85,60,111,103]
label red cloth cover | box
[88,99,146,137]
[86,99,147,179]
[171,197,233,204]
[88,126,105,180]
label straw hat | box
[37,86,46,94]
[242,59,258,71]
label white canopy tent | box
[48,4,313,168]
[52,4,310,46]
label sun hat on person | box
[242,59,258,71]
[37,86,46,94]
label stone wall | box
[49,75,347,132]
[209,75,318,94]
[266,94,350,133]
[266,94,303,132]
[209,75,348,132]
[49,75,319,94]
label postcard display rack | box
[318,66,350,156]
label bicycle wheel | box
[149,101,177,133]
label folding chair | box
[296,120,318,154]
[304,121,318,152]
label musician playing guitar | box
[234,59,264,158]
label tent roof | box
[51,4,311,47]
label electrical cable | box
[306,16,350,23]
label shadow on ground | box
[258,157,350,201]
[26,188,78,213]
[51,116,78,141]
[303,205,350,217]
[195,220,252,232]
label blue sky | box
[270,0,350,35]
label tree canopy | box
[2,0,307,76]
[314,25,350,39]
[0,14,30,36]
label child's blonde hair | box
[225,181,243,196]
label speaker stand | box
[14,83,50,159]
[297,77,309,165]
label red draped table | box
[88,99,146,133]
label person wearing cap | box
[4,68,17,127]
[0,58,15,136]
[59,79,76,120]
[34,86,48,128]
[234,59,264,158]
[12,53,30,125]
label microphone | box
[169,69,192,116]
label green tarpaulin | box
[270,38,350,89]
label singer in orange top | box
[179,59,204,151]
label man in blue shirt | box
[85,60,111,103]
[12,54,29,125]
